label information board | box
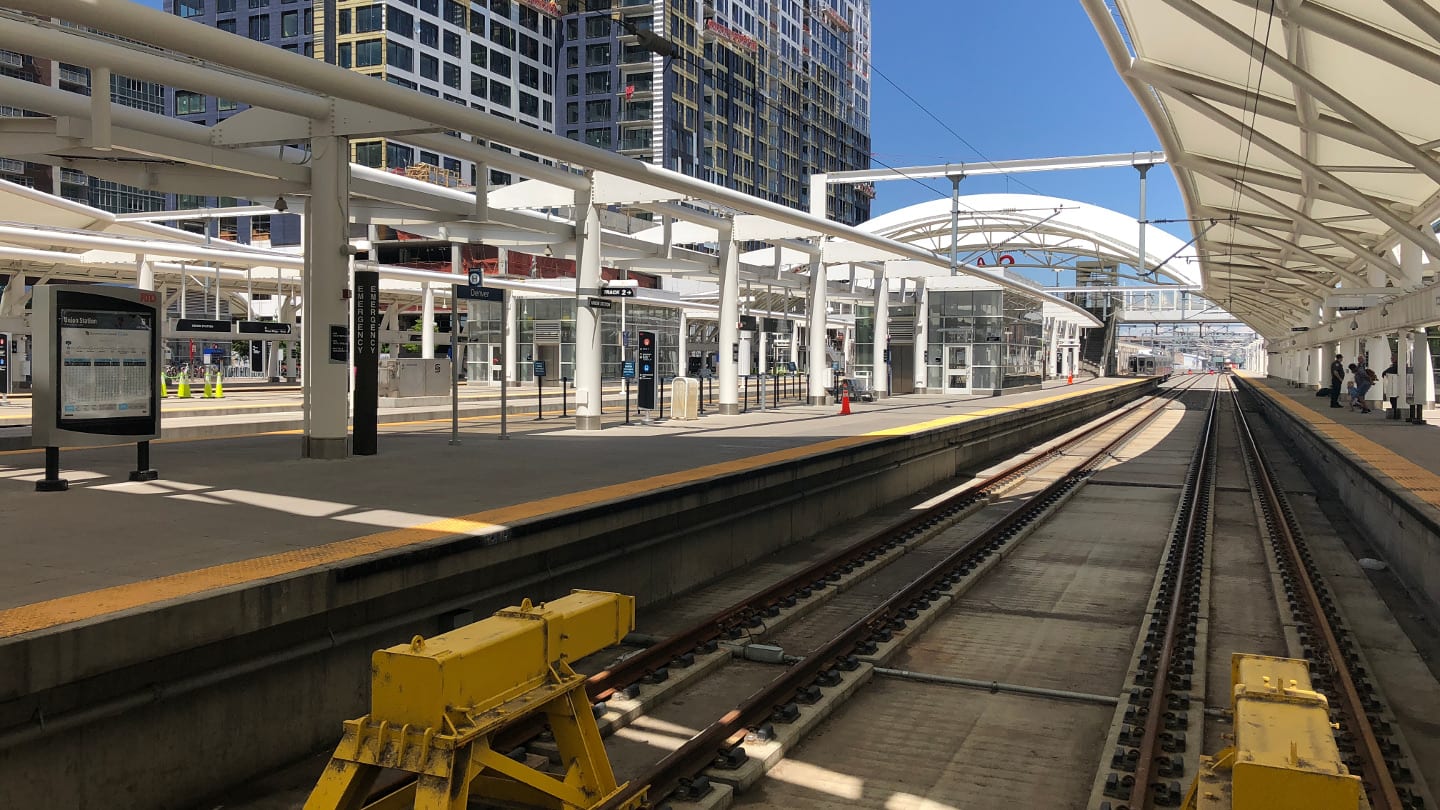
[329,324,349,364]
[59,309,154,421]
[33,285,161,446]
[0,332,8,394]
[637,330,656,410]
[534,360,547,378]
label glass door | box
[945,345,969,393]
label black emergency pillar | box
[353,269,380,455]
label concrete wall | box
[1243,379,1440,627]
[0,381,1153,809]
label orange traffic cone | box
[839,389,851,415]
[1067,374,1074,385]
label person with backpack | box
[1351,362,1374,413]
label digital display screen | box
[58,309,154,421]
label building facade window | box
[489,80,511,107]
[354,38,383,67]
[387,40,413,71]
[585,43,609,66]
[419,53,439,80]
[281,10,299,37]
[354,4,383,33]
[418,20,437,46]
[217,18,236,33]
[177,0,204,18]
[443,30,460,57]
[387,8,413,36]
[247,15,269,40]
[443,62,461,89]
[175,91,206,115]
[354,141,383,167]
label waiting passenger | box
[1383,358,1399,415]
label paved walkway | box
[0,377,1141,634]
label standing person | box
[1383,357,1399,415]
[1329,354,1345,408]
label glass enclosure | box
[511,298,680,383]
[924,289,1045,394]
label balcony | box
[59,168,88,185]
[0,50,23,69]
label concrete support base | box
[915,387,928,395]
[809,396,829,406]
[574,415,603,431]
[302,436,349,459]
[718,403,740,415]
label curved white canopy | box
[858,193,1202,286]
[1085,0,1440,338]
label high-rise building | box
[316,0,559,184]
[556,0,871,224]
[1,47,167,213]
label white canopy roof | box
[858,193,1201,286]
[1086,0,1440,337]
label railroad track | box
[1097,377,1431,810]
[334,376,1437,810]
[569,376,1208,810]
[334,376,1201,810]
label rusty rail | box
[1230,383,1405,810]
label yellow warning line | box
[1247,380,1440,505]
[0,381,1142,638]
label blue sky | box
[870,1,1186,238]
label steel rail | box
[1229,383,1404,810]
[1128,381,1218,809]
[359,376,1199,810]
[585,377,1199,701]
[595,376,1204,810]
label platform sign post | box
[353,270,380,455]
[637,331,657,415]
[534,359,546,421]
[32,285,162,491]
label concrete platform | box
[0,376,1155,810]
[1242,374,1440,623]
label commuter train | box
[1127,355,1173,377]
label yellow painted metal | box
[303,590,643,810]
[1183,653,1362,810]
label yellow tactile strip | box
[1247,381,1440,503]
[0,381,1140,639]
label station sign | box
[238,321,293,335]
[176,318,230,333]
[0,332,8,394]
[456,284,505,302]
[622,360,635,379]
[599,286,635,298]
[585,297,614,309]
[637,330,656,410]
[533,360,547,378]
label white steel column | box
[420,282,436,359]
[135,254,154,290]
[1365,266,1389,406]
[302,134,350,459]
[717,222,740,414]
[504,290,517,382]
[574,185,603,430]
[872,267,889,397]
[913,279,928,394]
[807,254,829,405]
[789,320,799,366]
[678,309,689,376]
